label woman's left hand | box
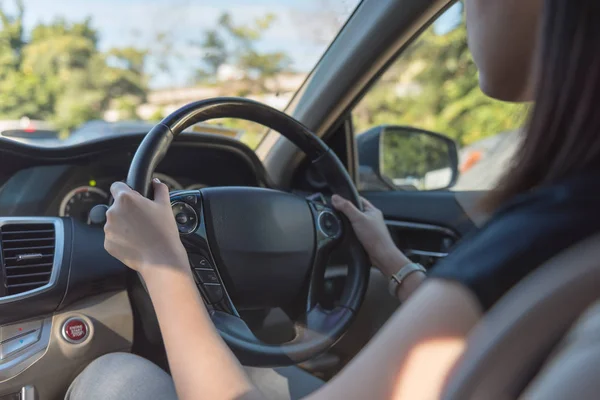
[104,178,189,276]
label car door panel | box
[363,190,478,236]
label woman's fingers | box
[332,194,363,223]
[110,181,133,199]
[152,178,170,205]
[331,194,377,219]
[360,196,376,211]
[109,180,169,207]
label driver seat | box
[442,232,600,399]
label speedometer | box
[59,186,109,223]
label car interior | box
[1,0,599,399]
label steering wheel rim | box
[126,97,369,366]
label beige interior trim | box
[519,299,600,399]
[442,233,600,400]
[0,291,133,400]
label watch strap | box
[388,262,426,297]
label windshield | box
[0,0,361,148]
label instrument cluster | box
[58,173,207,224]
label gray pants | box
[65,352,324,400]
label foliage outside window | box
[382,130,452,190]
[353,2,526,183]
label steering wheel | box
[126,97,369,366]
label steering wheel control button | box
[0,330,41,360]
[306,193,327,208]
[171,201,198,234]
[183,194,197,205]
[175,212,189,224]
[204,284,224,303]
[318,211,341,238]
[195,269,219,284]
[189,254,213,269]
[62,318,89,344]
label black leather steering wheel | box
[126,97,369,366]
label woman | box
[68,0,600,398]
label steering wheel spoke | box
[171,190,238,316]
[304,200,344,310]
[309,200,343,246]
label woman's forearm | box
[396,271,427,301]
[307,280,480,400]
[142,263,263,400]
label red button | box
[62,318,88,343]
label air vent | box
[1,223,55,296]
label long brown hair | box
[483,0,600,210]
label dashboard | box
[0,132,270,224]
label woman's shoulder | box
[430,175,600,311]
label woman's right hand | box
[332,194,411,277]
[104,179,190,277]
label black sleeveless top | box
[429,171,600,311]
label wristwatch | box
[388,262,427,297]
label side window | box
[353,2,525,191]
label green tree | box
[193,12,291,147]
[114,96,140,120]
[0,0,24,66]
[381,129,451,189]
[200,30,227,76]
[353,2,525,147]
[0,1,148,133]
[148,107,165,122]
[195,12,291,89]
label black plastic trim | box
[362,190,476,236]
[173,190,238,316]
[0,132,272,190]
[57,219,128,309]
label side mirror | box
[357,125,459,190]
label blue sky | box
[434,2,463,35]
[7,0,464,88]
[9,0,360,88]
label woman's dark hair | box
[483,0,600,210]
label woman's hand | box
[104,179,189,277]
[332,194,410,277]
